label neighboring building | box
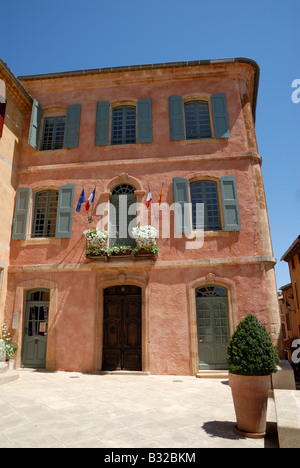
[2,58,281,375]
[0,60,32,325]
[281,236,300,339]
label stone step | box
[196,370,229,379]
[0,362,8,374]
[0,371,19,385]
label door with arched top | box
[196,285,229,370]
[22,289,50,368]
[103,285,142,371]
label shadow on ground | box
[202,421,279,448]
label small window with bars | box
[190,180,221,231]
[32,190,58,238]
[111,106,136,145]
[184,100,211,140]
[40,116,66,150]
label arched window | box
[32,190,58,238]
[196,285,227,298]
[111,106,136,145]
[190,180,221,231]
[184,100,211,139]
[110,184,136,247]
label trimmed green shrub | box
[227,313,279,376]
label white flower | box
[84,229,108,246]
[132,225,158,247]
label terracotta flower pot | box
[229,372,271,438]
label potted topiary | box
[227,313,279,438]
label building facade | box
[281,236,300,339]
[0,60,32,325]
[2,58,281,375]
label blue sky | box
[2,0,299,289]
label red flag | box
[157,183,164,206]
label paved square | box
[0,370,278,448]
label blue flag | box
[76,189,86,212]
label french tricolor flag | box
[146,186,152,208]
[86,188,96,212]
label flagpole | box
[89,187,96,223]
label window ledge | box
[185,230,229,239]
[20,238,62,247]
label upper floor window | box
[184,101,212,140]
[12,185,75,240]
[41,116,66,150]
[28,100,81,150]
[190,180,221,231]
[111,106,136,145]
[173,175,241,234]
[95,98,152,146]
[110,184,136,248]
[32,190,58,238]
[169,93,230,141]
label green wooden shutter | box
[173,177,191,234]
[12,188,31,240]
[169,96,184,141]
[211,93,230,138]
[64,104,81,148]
[28,99,42,149]
[220,175,241,231]
[137,98,152,143]
[95,101,110,146]
[55,184,75,238]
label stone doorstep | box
[196,370,229,379]
[0,371,19,385]
[274,389,300,449]
[0,362,8,374]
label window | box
[173,175,241,234]
[190,181,221,231]
[184,100,211,140]
[41,116,66,150]
[95,99,152,146]
[0,101,6,138]
[169,94,230,140]
[32,190,58,238]
[111,106,136,145]
[12,185,75,240]
[28,101,81,150]
[110,184,136,247]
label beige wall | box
[0,68,31,325]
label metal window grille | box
[196,285,227,298]
[32,190,58,238]
[111,106,136,145]
[190,181,221,231]
[184,100,211,139]
[41,116,65,150]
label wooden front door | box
[196,285,230,370]
[103,286,142,371]
[22,289,50,368]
